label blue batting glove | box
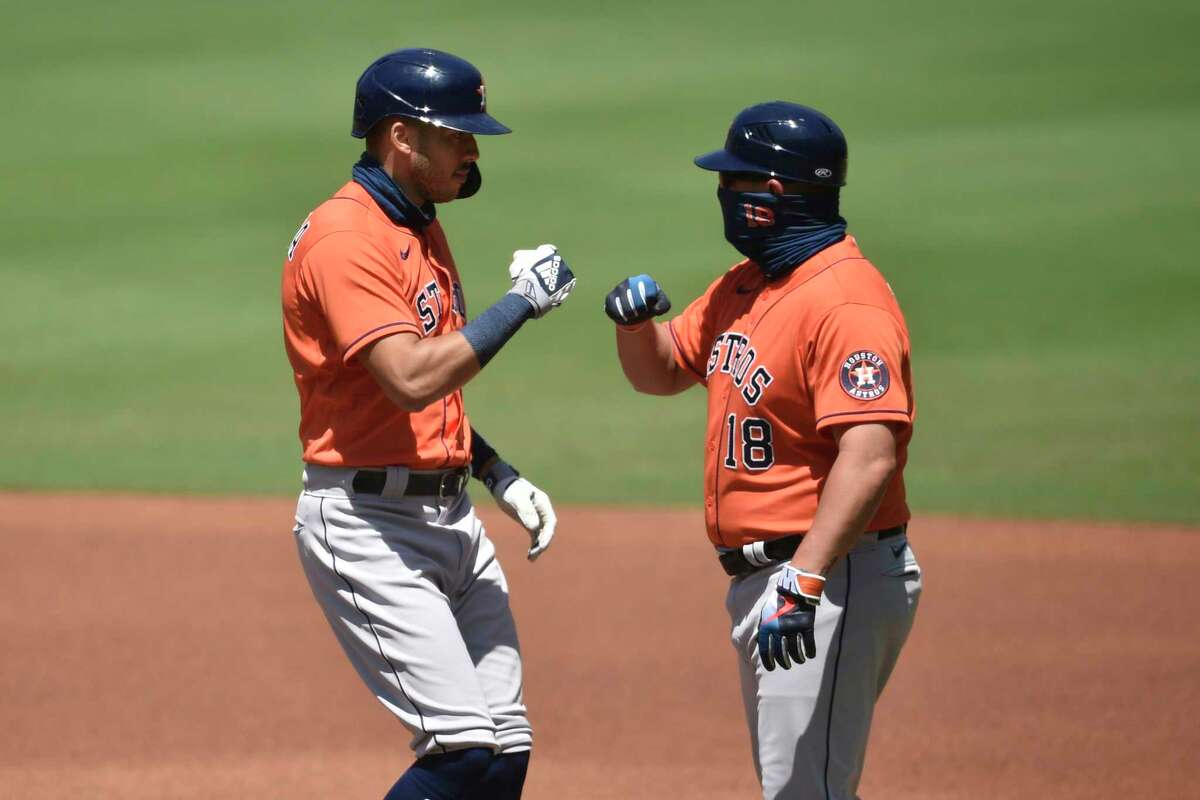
[603,274,671,326]
[757,565,825,671]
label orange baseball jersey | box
[281,180,471,468]
[667,235,914,548]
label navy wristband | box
[482,460,519,494]
[461,293,534,368]
[470,429,520,492]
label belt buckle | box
[437,469,464,501]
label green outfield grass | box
[2,0,1198,523]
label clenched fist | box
[604,274,671,326]
[507,244,576,318]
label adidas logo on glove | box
[534,255,561,291]
[507,245,574,318]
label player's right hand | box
[757,565,824,671]
[507,244,576,318]
[604,275,671,326]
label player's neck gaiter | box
[352,153,436,230]
[717,187,847,279]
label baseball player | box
[281,49,575,800]
[603,102,923,799]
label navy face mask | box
[717,187,847,279]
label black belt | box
[718,525,906,578]
[351,467,469,498]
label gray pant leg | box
[449,504,532,753]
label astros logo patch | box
[839,351,890,400]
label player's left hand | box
[757,565,825,670]
[492,474,557,561]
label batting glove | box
[507,244,576,318]
[490,468,558,561]
[757,565,825,671]
[604,274,671,326]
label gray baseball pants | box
[726,531,922,799]
[293,464,531,759]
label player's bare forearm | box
[615,321,695,395]
[361,330,481,411]
[790,423,899,577]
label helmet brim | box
[694,149,769,175]
[428,112,512,135]
[350,111,512,139]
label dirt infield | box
[1,493,1197,799]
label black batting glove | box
[604,274,671,326]
[757,566,825,671]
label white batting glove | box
[507,244,576,318]
[492,474,557,561]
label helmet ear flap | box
[456,163,482,199]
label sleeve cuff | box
[342,320,422,364]
[814,409,912,432]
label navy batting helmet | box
[352,48,511,138]
[694,101,847,187]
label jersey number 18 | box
[723,414,775,471]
